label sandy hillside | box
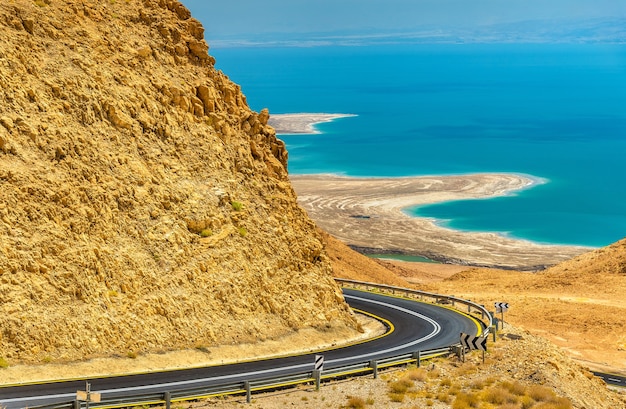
[0,0,356,365]
[324,234,626,375]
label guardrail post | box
[369,360,378,379]
[164,391,171,409]
[244,381,251,403]
[451,345,463,360]
[313,370,322,391]
[412,350,421,367]
[73,400,81,409]
[490,325,497,342]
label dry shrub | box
[452,392,480,409]
[482,386,517,405]
[448,383,462,396]
[520,395,535,409]
[388,392,405,403]
[406,367,428,382]
[388,378,413,394]
[437,392,451,403]
[428,367,441,378]
[387,377,413,403]
[483,376,498,386]
[501,380,527,396]
[498,404,521,409]
[533,400,573,409]
[527,385,557,402]
[454,361,477,376]
[439,377,452,387]
[345,396,366,409]
[469,378,485,390]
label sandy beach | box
[268,113,356,134]
[290,173,590,270]
[269,113,591,269]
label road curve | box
[0,288,481,409]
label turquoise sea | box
[211,44,626,248]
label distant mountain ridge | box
[0,0,355,364]
[209,18,626,47]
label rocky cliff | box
[0,0,356,364]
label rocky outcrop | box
[0,0,355,363]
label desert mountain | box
[542,237,626,276]
[0,0,356,364]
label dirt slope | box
[323,235,626,407]
[0,0,356,364]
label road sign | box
[495,302,509,313]
[314,354,324,371]
[460,332,487,352]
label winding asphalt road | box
[0,288,481,409]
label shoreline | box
[268,113,356,134]
[290,173,591,270]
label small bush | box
[439,377,452,387]
[388,392,405,403]
[498,404,521,409]
[428,367,441,378]
[238,227,247,237]
[437,392,451,403]
[388,378,413,394]
[345,396,366,409]
[527,385,557,402]
[406,367,428,382]
[231,200,243,211]
[482,386,516,405]
[454,362,477,376]
[126,351,137,359]
[448,383,462,395]
[0,357,8,368]
[520,395,535,409]
[452,392,480,409]
[199,228,213,237]
[483,376,498,386]
[469,378,485,390]
[501,380,526,396]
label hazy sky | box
[181,0,626,40]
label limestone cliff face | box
[0,0,355,363]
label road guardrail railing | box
[335,278,493,332]
[22,280,492,409]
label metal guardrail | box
[335,278,494,332]
[26,280,492,409]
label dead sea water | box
[212,44,626,247]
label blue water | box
[211,44,626,247]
